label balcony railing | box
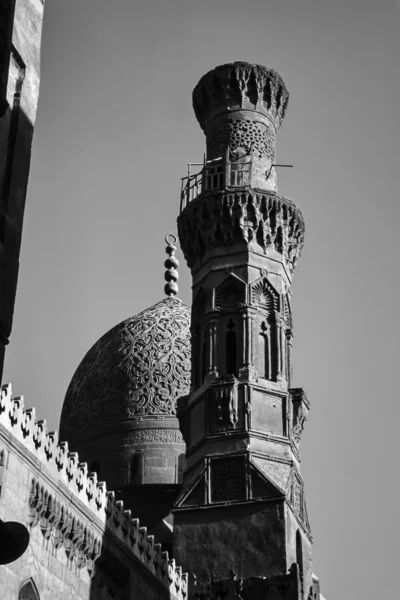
[180,158,251,212]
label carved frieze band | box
[28,477,102,575]
[123,428,184,445]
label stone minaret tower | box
[173,63,315,599]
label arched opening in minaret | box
[193,324,201,387]
[225,319,237,376]
[202,330,208,382]
[269,320,279,381]
[261,321,270,379]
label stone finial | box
[192,62,289,132]
[164,234,179,297]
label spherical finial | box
[164,234,179,297]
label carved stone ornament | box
[215,383,238,430]
[122,428,184,445]
[60,297,191,432]
[192,62,289,132]
[290,388,309,447]
[178,190,304,273]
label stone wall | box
[0,0,45,380]
[0,384,188,599]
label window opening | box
[225,320,237,375]
[18,579,40,600]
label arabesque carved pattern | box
[60,297,191,432]
[215,274,246,310]
[251,278,280,313]
[122,429,184,445]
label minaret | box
[173,62,314,598]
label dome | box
[61,296,191,430]
[59,296,191,491]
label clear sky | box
[4,1,400,598]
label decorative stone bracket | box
[289,388,310,447]
[212,376,239,430]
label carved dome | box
[59,297,190,493]
[60,297,191,434]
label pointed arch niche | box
[251,277,280,382]
[19,579,40,600]
[214,274,246,377]
[214,273,246,310]
[192,287,210,386]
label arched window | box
[259,321,270,380]
[19,579,40,600]
[201,330,208,381]
[193,324,201,387]
[225,320,237,376]
[130,453,143,485]
[177,453,185,484]
[89,461,100,478]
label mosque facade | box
[0,3,326,599]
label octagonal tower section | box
[174,63,313,598]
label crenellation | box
[0,382,189,598]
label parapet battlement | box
[0,384,188,599]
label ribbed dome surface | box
[60,297,191,435]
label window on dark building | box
[225,320,237,375]
[202,330,208,381]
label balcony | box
[180,157,252,212]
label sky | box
[4,0,400,598]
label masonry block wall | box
[0,0,44,380]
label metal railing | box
[180,169,203,211]
[180,158,252,212]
